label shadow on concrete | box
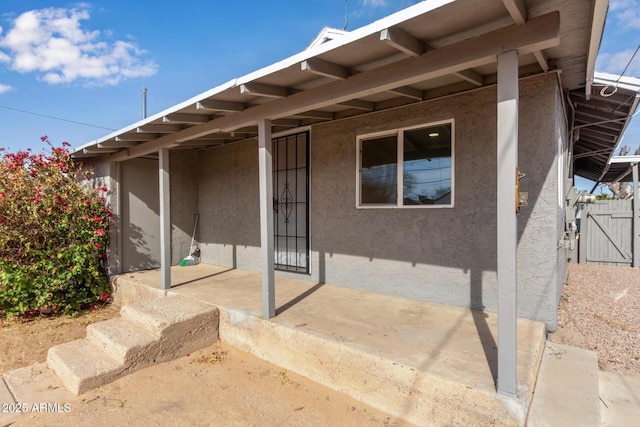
[471,268,498,387]
[171,268,234,288]
[276,283,324,316]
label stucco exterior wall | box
[306,73,563,328]
[152,73,564,329]
[120,158,161,272]
[197,141,261,270]
[170,150,200,265]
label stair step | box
[86,317,159,366]
[48,295,220,396]
[120,295,219,357]
[527,341,600,427]
[47,339,122,395]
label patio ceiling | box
[73,0,607,161]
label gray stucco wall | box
[197,141,261,269]
[120,158,161,272]
[170,150,199,265]
[306,75,564,329]
[131,73,566,329]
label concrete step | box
[86,317,158,365]
[527,341,600,427]
[47,339,123,395]
[47,295,219,395]
[120,295,219,360]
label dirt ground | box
[1,305,411,426]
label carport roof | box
[570,72,640,185]
[72,0,609,162]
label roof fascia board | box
[594,71,640,92]
[610,155,640,164]
[109,11,560,162]
[585,0,609,99]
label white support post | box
[633,163,639,268]
[159,148,171,290]
[497,50,519,398]
[258,119,275,318]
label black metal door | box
[273,131,309,273]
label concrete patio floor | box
[112,263,546,425]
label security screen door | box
[272,131,309,273]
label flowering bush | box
[0,137,111,317]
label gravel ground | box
[552,263,640,376]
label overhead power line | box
[0,104,116,131]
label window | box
[357,120,454,208]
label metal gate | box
[579,200,633,266]
[272,131,309,273]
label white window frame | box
[356,119,455,209]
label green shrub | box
[0,137,111,317]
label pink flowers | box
[94,228,106,236]
[40,135,48,142]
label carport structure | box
[75,0,615,400]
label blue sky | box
[0,0,638,191]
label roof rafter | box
[381,26,484,86]
[109,12,561,161]
[301,58,350,80]
[240,82,289,98]
[163,113,209,124]
[502,0,549,71]
[196,100,245,112]
[137,124,183,133]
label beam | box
[533,50,549,72]
[159,148,171,290]
[137,124,183,133]
[115,134,158,141]
[502,0,526,24]
[83,147,120,154]
[301,58,350,80]
[196,100,245,112]
[292,110,335,120]
[380,27,425,57]
[388,86,423,100]
[98,141,137,148]
[454,69,484,86]
[109,12,560,161]
[258,119,275,319]
[163,113,209,124]
[502,1,549,72]
[339,99,375,111]
[240,82,289,98]
[496,49,519,399]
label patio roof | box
[72,0,607,161]
[570,72,640,184]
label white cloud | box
[362,0,388,7]
[0,83,12,93]
[610,0,640,29]
[596,49,640,75]
[0,6,157,86]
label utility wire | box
[616,44,640,83]
[0,104,116,131]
